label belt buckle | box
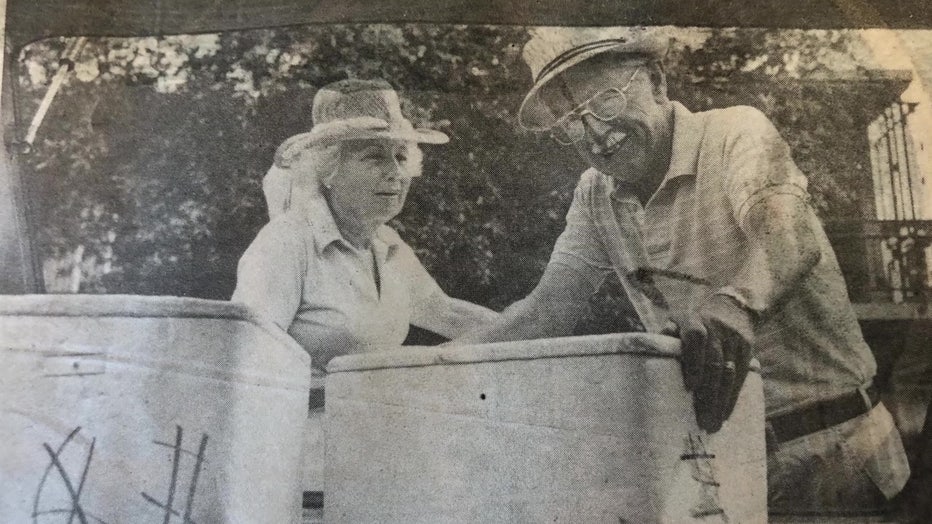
[858,387,872,411]
[858,384,880,412]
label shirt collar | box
[302,200,400,260]
[303,197,344,254]
[373,225,401,263]
[664,101,704,180]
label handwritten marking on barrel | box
[141,425,209,523]
[681,433,726,520]
[32,426,109,524]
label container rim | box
[0,293,256,319]
[327,333,683,374]
[0,294,308,367]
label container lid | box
[0,293,253,319]
[327,333,682,374]
[0,294,305,361]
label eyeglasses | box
[550,67,641,146]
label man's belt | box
[766,385,880,445]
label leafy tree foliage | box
[15,26,900,313]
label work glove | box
[662,294,756,433]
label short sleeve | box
[723,108,810,226]
[231,218,307,329]
[550,174,614,289]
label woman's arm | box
[231,218,305,330]
[411,290,502,340]
[393,235,501,340]
[452,262,595,344]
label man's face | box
[540,57,672,185]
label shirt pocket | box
[642,186,689,267]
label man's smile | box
[591,129,629,157]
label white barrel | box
[0,294,311,524]
[325,333,766,523]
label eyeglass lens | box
[552,89,627,145]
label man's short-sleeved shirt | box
[231,201,444,365]
[551,101,877,417]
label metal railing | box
[826,219,932,304]
[870,102,921,222]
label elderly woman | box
[232,79,499,369]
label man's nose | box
[581,114,612,153]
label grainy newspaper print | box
[0,1,930,522]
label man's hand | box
[663,294,756,432]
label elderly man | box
[458,28,910,513]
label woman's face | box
[325,139,419,227]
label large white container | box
[325,333,766,523]
[0,294,311,524]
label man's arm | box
[671,194,821,432]
[725,108,822,310]
[672,108,822,432]
[455,262,595,344]
[728,193,821,314]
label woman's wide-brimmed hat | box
[518,27,668,131]
[275,78,448,167]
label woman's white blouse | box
[232,204,444,366]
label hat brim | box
[275,126,448,167]
[308,127,449,146]
[518,39,666,131]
